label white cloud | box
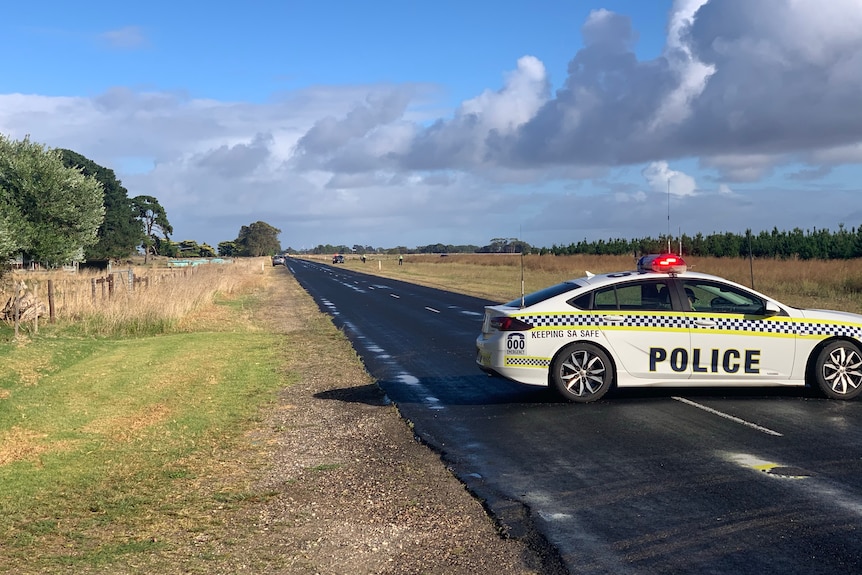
[459,56,548,135]
[648,0,714,131]
[643,161,697,196]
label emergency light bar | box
[637,254,687,274]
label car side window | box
[682,280,765,314]
[581,280,672,311]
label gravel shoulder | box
[221,267,560,574]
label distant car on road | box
[332,254,345,264]
[476,253,862,403]
[272,255,285,266]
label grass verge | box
[0,262,295,573]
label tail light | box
[489,316,533,331]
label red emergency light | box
[637,254,687,274]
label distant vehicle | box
[272,255,285,266]
[332,254,345,264]
[476,253,862,403]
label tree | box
[235,221,281,256]
[58,149,143,260]
[0,134,104,267]
[199,243,216,257]
[218,241,237,257]
[131,195,173,263]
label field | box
[2,253,862,573]
[315,252,862,313]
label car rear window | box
[504,281,583,307]
[569,279,672,311]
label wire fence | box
[2,267,202,336]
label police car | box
[476,254,862,403]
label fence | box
[3,266,203,335]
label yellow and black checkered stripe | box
[515,312,862,339]
[504,356,551,368]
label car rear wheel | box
[551,343,613,403]
[814,340,862,400]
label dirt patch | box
[201,267,561,574]
[0,426,49,466]
[81,402,172,441]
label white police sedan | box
[476,254,862,403]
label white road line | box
[389,293,400,299]
[425,307,440,313]
[672,396,783,436]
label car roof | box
[575,269,723,287]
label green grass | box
[0,300,285,571]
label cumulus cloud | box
[398,56,550,170]
[286,0,860,181]
[194,133,274,178]
[643,161,697,196]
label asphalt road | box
[286,258,862,575]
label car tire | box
[551,342,614,403]
[814,340,862,400]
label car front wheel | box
[551,343,613,403]
[814,340,862,400]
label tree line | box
[300,227,862,262]
[0,134,282,270]
[547,226,862,260]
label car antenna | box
[519,229,526,309]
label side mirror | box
[763,301,781,317]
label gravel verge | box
[220,267,562,574]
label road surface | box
[287,258,862,575]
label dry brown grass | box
[317,253,862,312]
[4,258,271,336]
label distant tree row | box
[299,238,529,256]
[549,225,862,260]
[298,226,862,262]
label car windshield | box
[504,281,583,308]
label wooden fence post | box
[32,283,38,335]
[13,283,20,339]
[47,280,55,323]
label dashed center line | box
[672,396,783,436]
[425,307,440,313]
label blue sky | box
[2,0,861,251]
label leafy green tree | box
[218,241,237,256]
[58,149,143,261]
[131,195,173,262]
[155,237,179,257]
[0,194,27,265]
[0,134,104,266]
[176,240,197,256]
[235,221,281,256]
